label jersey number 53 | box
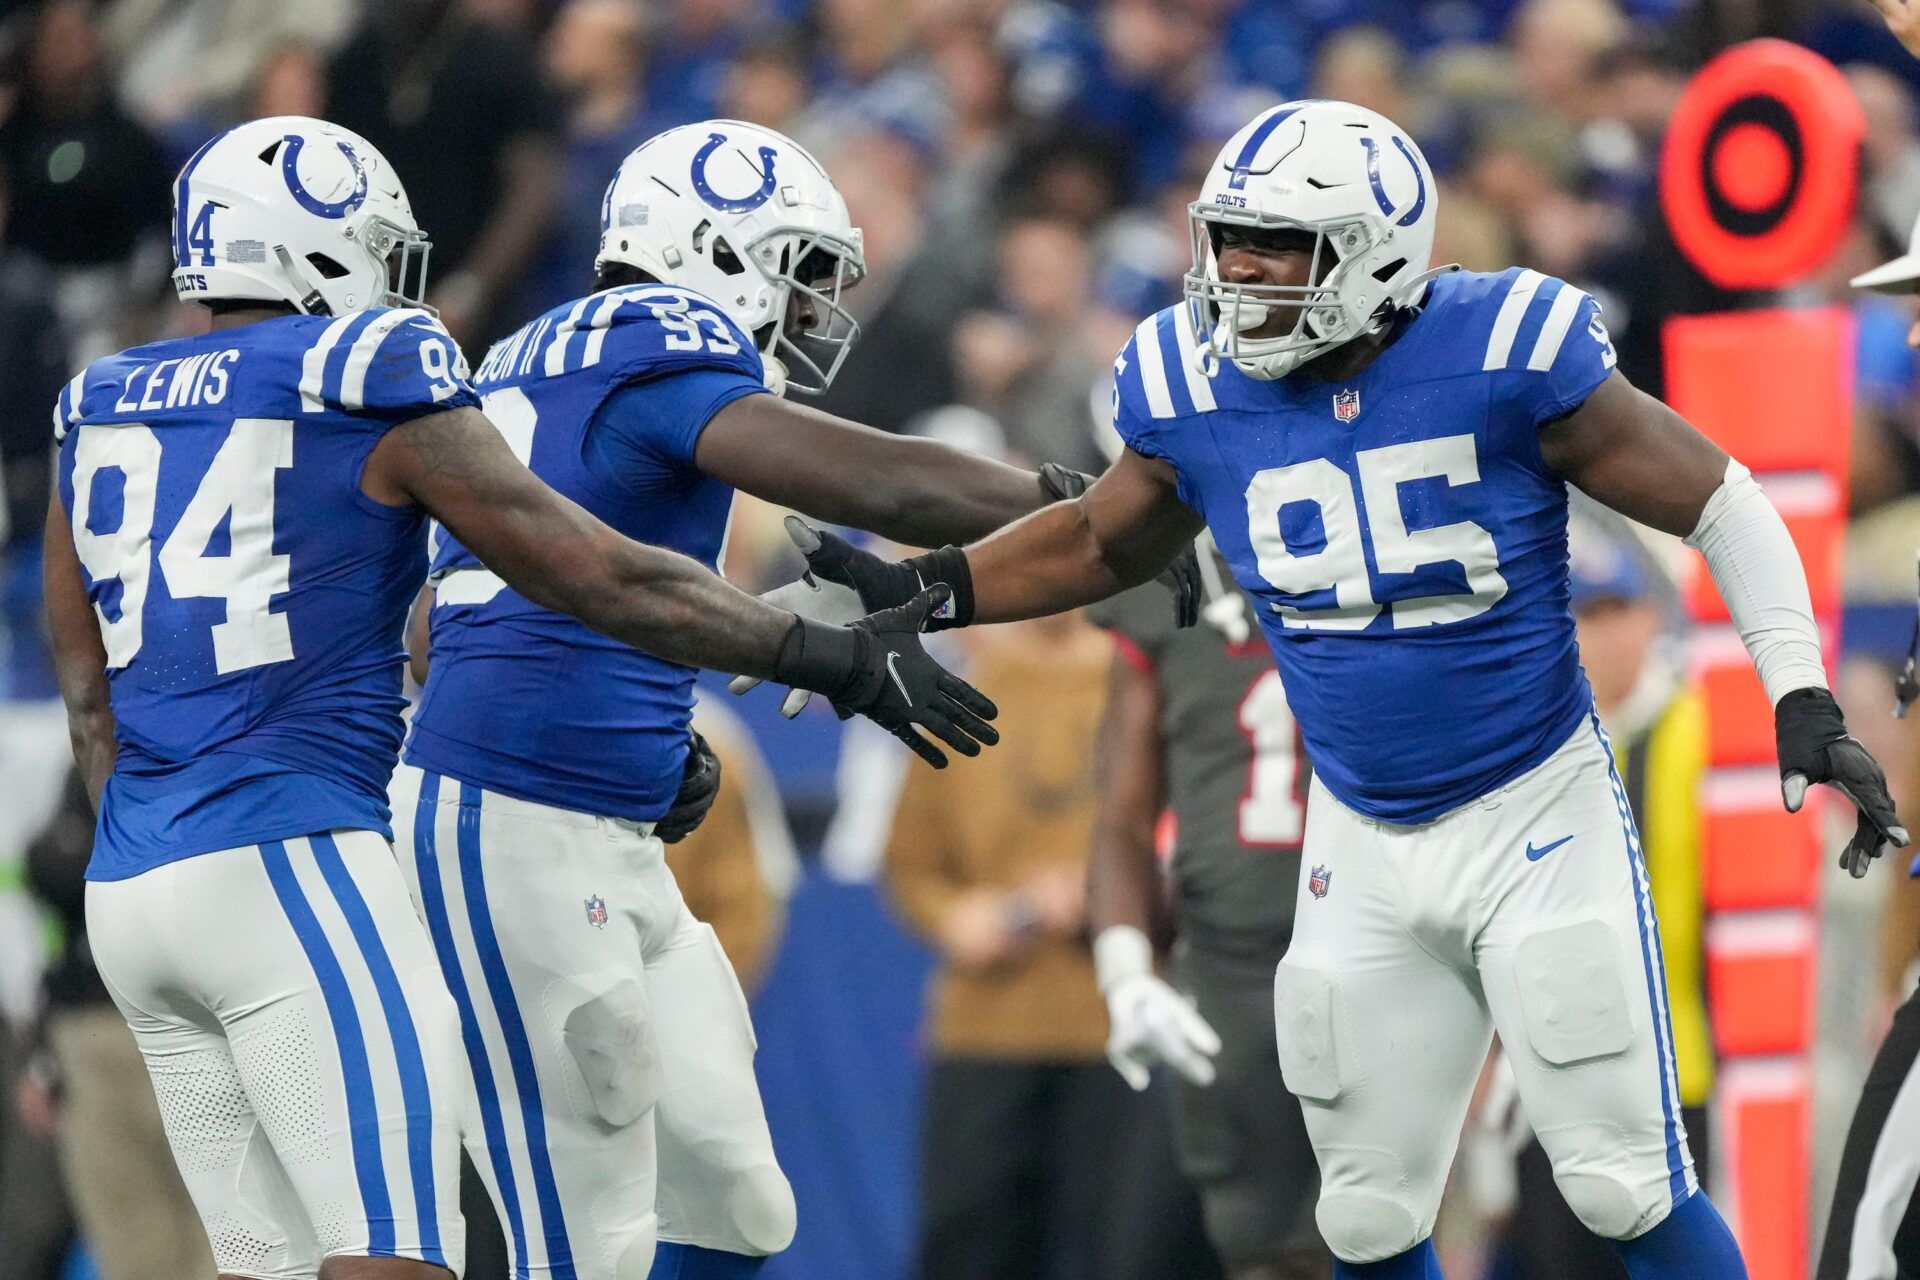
[1244,433,1508,631]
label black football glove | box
[1775,687,1910,878]
[786,517,944,616]
[770,586,999,768]
[655,730,720,844]
[1040,463,1199,628]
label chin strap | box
[1394,262,1462,312]
[273,244,331,316]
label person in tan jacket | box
[664,700,799,995]
[885,612,1211,1280]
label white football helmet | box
[595,120,866,395]
[170,115,430,317]
[1185,100,1448,381]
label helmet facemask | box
[369,216,434,312]
[749,224,865,396]
[1183,205,1390,381]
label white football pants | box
[390,765,793,1280]
[1276,714,1697,1264]
[87,830,468,1279]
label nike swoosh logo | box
[885,652,912,706]
[1525,835,1573,862]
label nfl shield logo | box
[1333,388,1360,422]
[1308,865,1332,899]
[585,895,608,929]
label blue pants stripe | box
[310,833,445,1268]
[411,772,534,1278]
[1589,712,1689,1206]
[259,838,395,1256]
[456,782,578,1279]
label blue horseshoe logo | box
[690,132,779,214]
[1360,136,1426,228]
[281,135,369,219]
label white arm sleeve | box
[1683,458,1828,704]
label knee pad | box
[1554,1166,1653,1241]
[1316,1187,1425,1264]
[1274,964,1343,1103]
[1511,920,1635,1066]
[552,974,661,1129]
[724,1163,796,1255]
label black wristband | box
[903,545,974,629]
[770,617,878,705]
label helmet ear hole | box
[306,252,351,280]
[1372,258,1407,284]
[690,219,711,253]
[712,236,746,276]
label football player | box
[769,99,1909,1279]
[43,115,991,1280]
[393,120,1189,1280]
[1086,538,1328,1280]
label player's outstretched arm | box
[696,394,1050,547]
[364,406,998,766]
[43,492,115,807]
[1541,371,1909,874]
[1085,647,1222,1091]
[694,396,1200,626]
[770,446,1201,631]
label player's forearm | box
[1087,657,1167,937]
[1685,459,1827,703]
[60,687,115,810]
[43,497,115,806]
[965,501,1138,624]
[544,526,799,680]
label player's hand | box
[819,586,999,768]
[1104,971,1222,1091]
[1872,0,1920,58]
[655,730,720,844]
[785,516,924,613]
[1776,687,1910,877]
[726,523,873,715]
[1040,463,1199,627]
[736,518,973,717]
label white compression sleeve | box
[1683,458,1828,704]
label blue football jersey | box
[405,284,769,820]
[54,307,479,879]
[1114,268,1617,823]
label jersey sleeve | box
[1483,272,1618,425]
[306,308,479,422]
[1110,330,1169,465]
[589,366,770,472]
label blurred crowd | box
[5,0,1920,1277]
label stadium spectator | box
[950,215,1110,472]
[884,611,1208,1280]
[0,0,170,364]
[15,768,213,1280]
[1491,521,1715,1279]
[666,700,800,994]
[324,0,562,347]
[516,0,653,317]
[101,0,354,150]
